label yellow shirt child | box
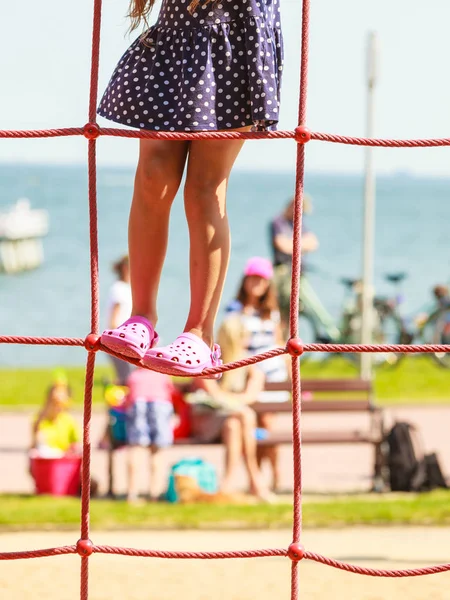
[34,412,80,453]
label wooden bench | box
[104,378,386,496]
[257,379,385,491]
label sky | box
[1,0,450,175]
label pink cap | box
[244,256,274,280]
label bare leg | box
[264,446,280,492]
[258,413,280,492]
[129,140,189,325]
[256,446,279,492]
[238,407,269,497]
[183,135,247,346]
[126,446,140,502]
[220,416,243,493]
[149,446,163,500]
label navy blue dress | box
[98,0,283,132]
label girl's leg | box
[182,136,247,346]
[220,416,243,493]
[129,140,189,325]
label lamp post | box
[360,31,379,380]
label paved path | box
[1,406,449,495]
[1,527,450,599]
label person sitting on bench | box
[225,256,290,492]
[188,314,273,502]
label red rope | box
[289,2,311,598]
[303,551,450,577]
[91,547,288,559]
[0,336,84,346]
[99,128,295,140]
[3,126,450,147]
[303,343,450,353]
[0,546,76,560]
[2,543,450,580]
[2,0,450,595]
[0,128,84,138]
[88,0,103,124]
[80,557,89,600]
[311,131,450,147]
[77,2,104,598]
[80,353,96,542]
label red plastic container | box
[31,456,82,496]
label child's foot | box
[142,332,222,378]
[257,491,277,504]
[101,316,159,360]
[126,493,145,506]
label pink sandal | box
[142,332,222,378]
[101,316,159,360]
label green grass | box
[0,365,114,408]
[1,357,450,408]
[1,491,450,530]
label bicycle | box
[403,286,450,369]
[368,277,450,369]
[296,269,410,367]
[298,270,450,369]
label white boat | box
[0,198,49,241]
[0,199,49,273]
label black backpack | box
[385,422,448,492]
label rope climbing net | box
[2,0,450,598]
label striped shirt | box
[239,310,289,401]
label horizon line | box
[1,160,449,181]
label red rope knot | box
[287,543,305,562]
[84,333,101,352]
[83,123,101,140]
[294,126,311,144]
[286,338,304,357]
[76,539,94,557]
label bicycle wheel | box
[297,311,322,362]
[419,308,450,368]
[372,301,409,368]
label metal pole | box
[360,31,378,380]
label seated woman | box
[225,256,290,492]
[189,315,272,501]
[31,373,80,457]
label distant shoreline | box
[1,162,448,182]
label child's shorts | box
[126,398,173,448]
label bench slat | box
[252,400,376,414]
[264,379,372,393]
[173,430,381,447]
[258,430,382,445]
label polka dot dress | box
[97,0,283,132]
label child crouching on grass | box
[124,367,175,503]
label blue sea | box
[1,163,450,367]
